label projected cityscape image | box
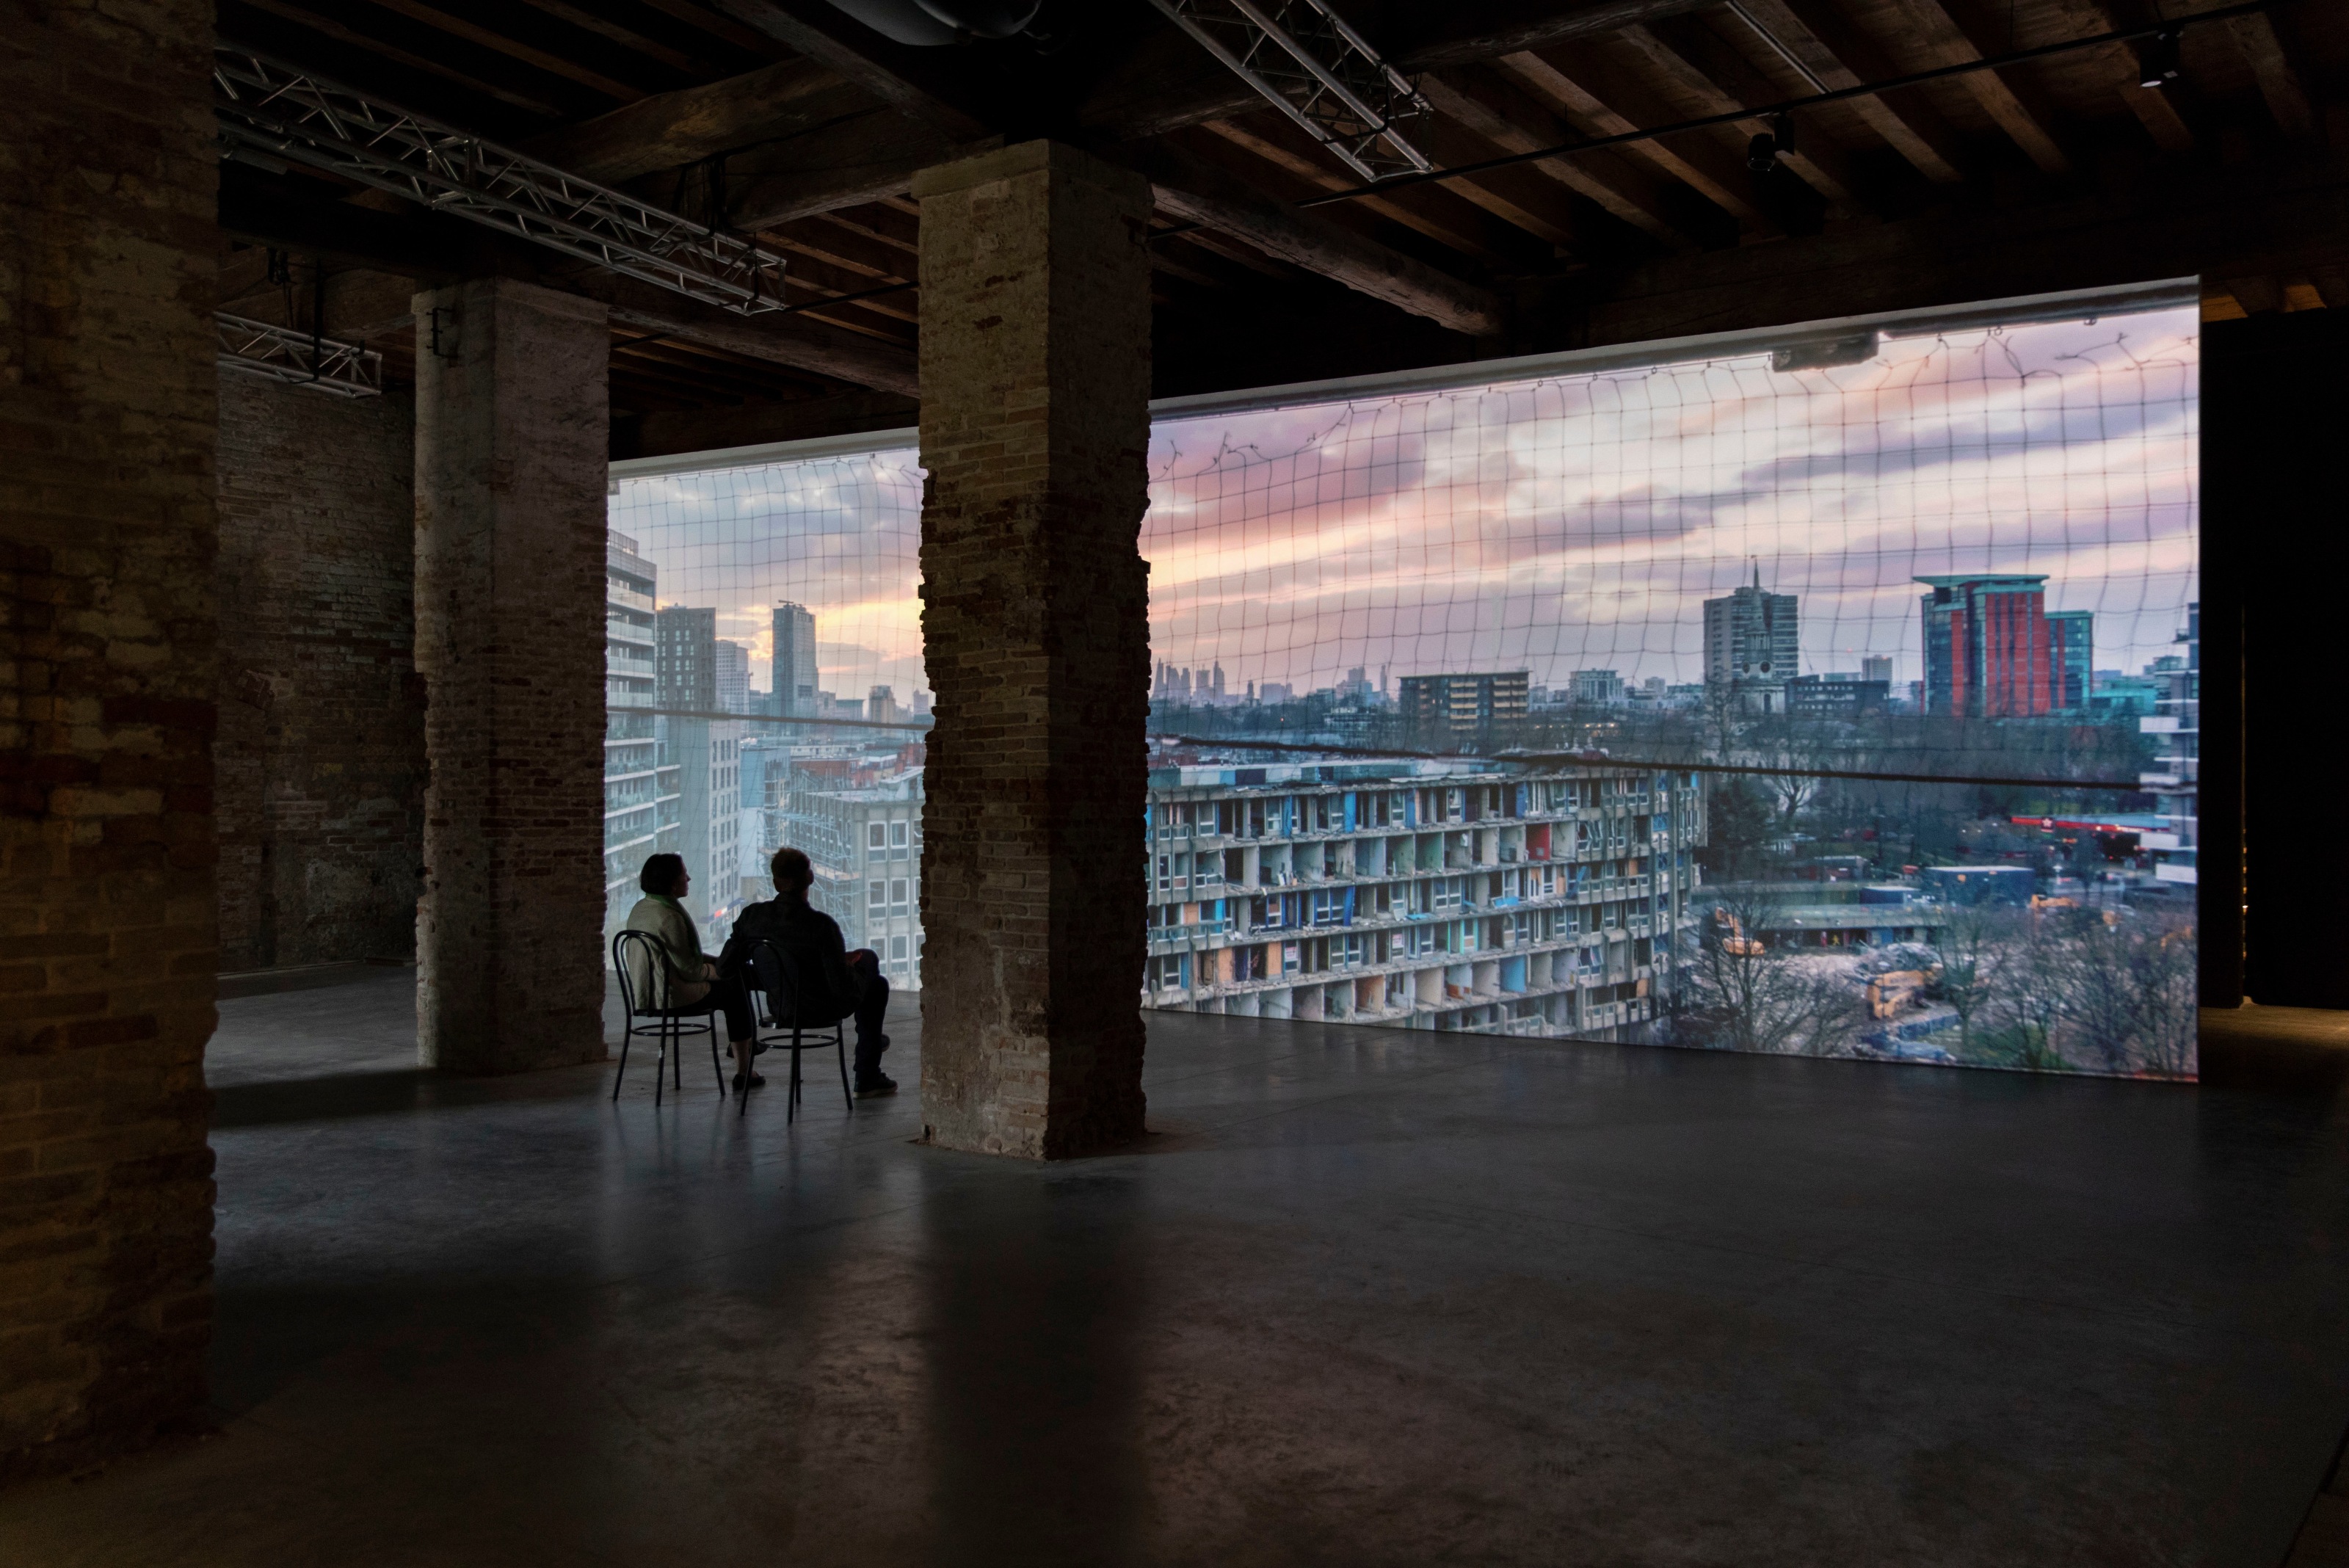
[610,303,2199,1081]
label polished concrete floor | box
[3,971,2347,1567]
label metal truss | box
[214,46,787,316]
[217,312,384,398]
[1147,0,1433,181]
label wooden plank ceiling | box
[212,0,2348,449]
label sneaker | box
[856,1074,898,1097]
[732,1071,766,1093]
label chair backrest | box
[611,929,674,1015]
[750,938,847,1030]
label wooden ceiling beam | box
[1614,21,1861,209]
[2068,0,2195,153]
[615,389,920,462]
[2225,12,2314,139]
[230,0,569,120]
[1197,119,1528,266]
[1083,0,1735,142]
[1130,144,1506,335]
[714,115,992,231]
[219,174,919,393]
[510,0,714,76]
[813,208,918,259]
[352,0,647,103]
[1418,71,1692,247]
[1495,49,1763,225]
[630,0,788,59]
[1390,0,1727,68]
[1564,142,2349,349]
[1727,0,1964,183]
[1162,226,1304,281]
[525,59,870,184]
[1874,0,2072,175]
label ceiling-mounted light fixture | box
[1747,113,1793,173]
[2138,29,2182,89]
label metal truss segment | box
[217,311,385,398]
[214,46,788,316]
[1149,0,1434,181]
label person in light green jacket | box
[623,852,763,1092]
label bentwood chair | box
[743,938,854,1122]
[611,929,727,1106]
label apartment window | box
[868,879,886,913]
[868,823,887,857]
[891,935,908,961]
[890,879,909,910]
[891,820,910,858]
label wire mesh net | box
[609,300,2200,1079]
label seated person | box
[622,852,761,1093]
[719,846,895,1097]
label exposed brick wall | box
[412,279,611,1075]
[913,142,1152,1159]
[215,373,424,973]
[0,0,219,1478]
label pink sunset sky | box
[611,305,2197,705]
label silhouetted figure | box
[623,852,760,1090]
[720,846,895,1095]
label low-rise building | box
[1398,672,1530,737]
[1140,758,1705,1040]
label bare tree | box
[1676,890,1862,1057]
[1931,904,2010,1058]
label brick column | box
[412,280,609,1074]
[913,142,1152,1159]
[0,0,219,1477]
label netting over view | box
[609,292,2200,1081]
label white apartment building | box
[604,531,679,948]
[788,767,924,990]
[1141,759,1705,1039]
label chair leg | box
[654,1030,667,1107]
[611,1031,631,1102]
[710,1023,725,1097]
[672,1023,683,1092]
[836,1032,853,1111]
[738,1039,752,1119]
[787,1030,802,1125]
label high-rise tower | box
[1916,574,2056,717]
[770,602,817,719]
[1702,565,1799,708]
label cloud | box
[611,308,2199,700]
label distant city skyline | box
[609,307,2196,708]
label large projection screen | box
[610,280,2200,1081]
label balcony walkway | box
[3,973,2345,1567]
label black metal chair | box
[611,929,727,1105]
[743,937,854,1122]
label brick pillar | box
[913,142,1152,1159]
[412,280,609,1074]
[0,0,219,1477]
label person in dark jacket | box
[719,846,895,1096]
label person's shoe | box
[856,1074,897,1097]
[732,1071,766,1092]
